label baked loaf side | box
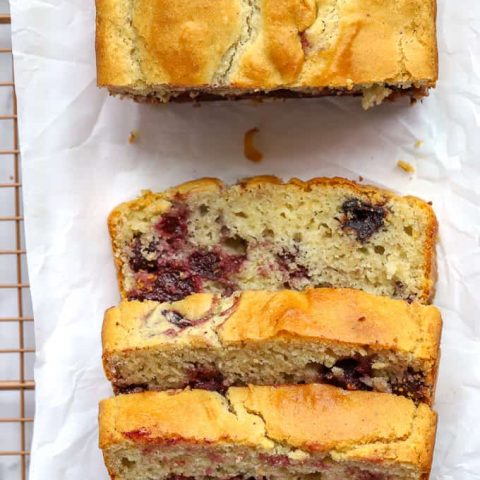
[96,0,437,107]
[108,177,438,304]
[102,288,441,404]
[99,385,437,480]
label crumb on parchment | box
[244,128,263,163]
[128,130,139,144]
[361,85,392,109]
[415,140,424,148]
[397,160,415,174]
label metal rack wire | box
[0,10,35,480]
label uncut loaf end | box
[96,0,438,108]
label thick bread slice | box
[99,385,437,480]
[96,0,437,107]
[108,177,438,304]
[102,288,441,404]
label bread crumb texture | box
[108,176,438,305]
[96,0,438,102]
[128,130,139,144]
[398,160,416,174]
[99,385,437,479]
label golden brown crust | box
[99,385,437,471]
[136,0,244,86]
[232,0,438,89]
[331,402,438,473]
[103,288,441,360]
[99,389,270,450]
[399,0,438,83]
[107,209,128,300]
[107,176,438,303]
[96,0,139,87]
[421,201,439,303]
[96,0,438,94]
[219,289,441,359]
[233,385,420,455]
[102,293,216,358]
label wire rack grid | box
[0,9,35,480]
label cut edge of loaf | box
[107,176,438,304]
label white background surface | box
[8,0,480,478]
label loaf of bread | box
[108,177,437,304]
[103,288,441,404]
[96,0,437,108]
[99,385,437,480]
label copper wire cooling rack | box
[0,10,35,480]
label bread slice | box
[108,177,437,304]
[96,0,437,108]
[99,385,437,480]
[102,288,441,404]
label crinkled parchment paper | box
[8,0,480,478]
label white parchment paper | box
[8,0,480,478]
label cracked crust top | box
[219,289,441,360]
[103,288,441,362]
[99,385,437,471]
[96,0,437,92]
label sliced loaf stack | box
[99,177,441,480]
